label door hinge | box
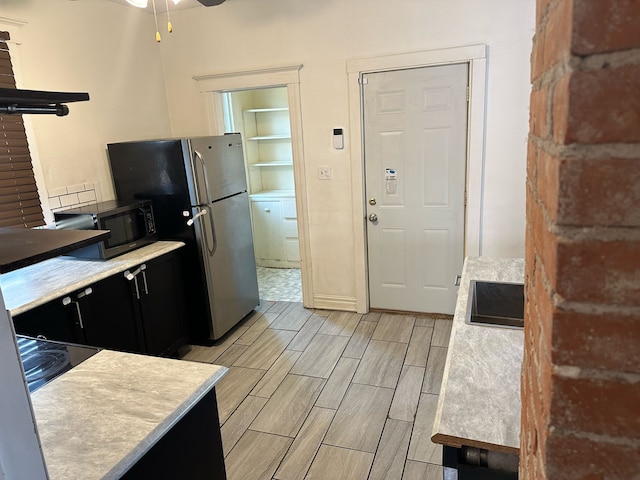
[359,76,369,85]
[466,86,470,102]
[464,190,468,206]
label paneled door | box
[364,63,468,314]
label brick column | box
[522,0,640,478]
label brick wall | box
[522,0,640,478]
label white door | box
[364,63,468,314]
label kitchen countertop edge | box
[30,350,228,480]
[1,241,185,316]
[431,256,525,454]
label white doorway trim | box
[347,45,487,313]
[193,65,314,308]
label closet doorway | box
[222,87,302,302]
[195,65,312,307]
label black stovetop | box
[17,336,101,393]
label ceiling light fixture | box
[126,0,148,7]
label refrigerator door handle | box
[194,205,218,257]
[193,149,214,206]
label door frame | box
[193,65,314,309]
[347,45,487,313]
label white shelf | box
[247,134,291,141]
[250,190,296,199]
[250,161,293,167]
[244,107,289,113]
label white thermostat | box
[333,128,344,149]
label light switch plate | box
[318,166,332,180]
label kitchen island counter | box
[431,256,525,454]
[31,349,227,480]
[0,241,185,316]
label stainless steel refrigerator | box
[107,134,259,342]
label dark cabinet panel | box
[12,299,80,343]
[127,253,187,356]
[13,251,187,357]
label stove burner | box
[17,336,100,392]
[22,349,71,386]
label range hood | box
[0,87,89,116]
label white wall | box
[158,0,535,306]
[1,0,534,307]
[0,0,173,222]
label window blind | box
[0,31,45,228]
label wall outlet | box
[318,166,332,180]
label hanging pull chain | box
[165,0,173,32]
[152,0,161,42]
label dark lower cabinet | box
[13,251,187,357]
[120,387,226,480]
[124,253,187,356]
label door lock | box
[368,213,378,222]
[369,198,377,206]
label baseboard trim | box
[312,294,358,312]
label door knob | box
[368,213,378,222]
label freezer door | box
[186,134,247,205]
[191,192,259,340]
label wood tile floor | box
[182,301,452,480]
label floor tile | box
[267,301,291,314]
[215,367,266,424]
[342,320,377,359]
[270,302,313,331]
[402,461,443,480]
[250,374,325,437]
[362,311,382,323]
[352,339,408,388]
[233,328,297,370]
[235,312,280,346]
[404,326,433,367]
[287,314,326,352]
[257,266,302,303]
[220,395,268,456]
[305,445,374,480]
[415,316,436,328]
[273,407,335,480]
[407,393,442,464]
[431,319,453,347]
[315,357,360,409]
[224,430,292,480]
[324,383,395,453]
[368,418,413,480]
[213,344,249,367]
[290,334,349,379]
[250,350,302,398]
[371,313,416,343]
[389,365,425,422]
[422,346,448,394]
[180,345,221,364]
[318,311,362,336]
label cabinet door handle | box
[133,276,140,300]
[141,265,149,295]
[73,301,84,329]
[77,287,93,299]
[264,208,270,212]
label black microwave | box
[54,199,157,259]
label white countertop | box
[31,350,227,480]
[0,241,185,316]
[431,256,524,454]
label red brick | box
[552,73,571,144]
[531,31,545,83]
[551,374,640,437]
[526,137,539,189]
[556,157,640,227]
[528,195,559,288]
[553,309,640,372]
[572,0,640,54]
[555,64,640,144]
[542,0,573,71]
[530,84,550,138]
[556,238,640,306]
[537,149,560,222]
[547,432,640,479]
[537,0,555,25]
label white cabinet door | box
[251,200,285,264]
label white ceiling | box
[107,0,203,14]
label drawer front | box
[282,199,297,219]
